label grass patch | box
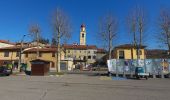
[56,72,65,75]
[48,72,65,75]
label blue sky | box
[0,0,170,49]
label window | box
[119,51,124,59]
[39,53,42,57]
[25,53,28,58]
[52,52,55,57]
[139,50,142,55]
[83,56,86,60]
[88,56,91,59]
[16,51,20,57]
[88,51,90,53]
[67,55,71,58]
[80,51,81,53]
[82,34,84,38]
[94,51,97,54]
[136,50,142,55]
[51,62,55,68]
[68,50,70,53]
[93,56,96,59]
[4,51,9,57]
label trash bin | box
[20,63,27,72]
[30,59,50,76]
[80,65,83,71]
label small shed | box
[30,59,50,76]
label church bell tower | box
[80,24,86,45]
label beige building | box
[63,44,97,68]
[96,48,107,62]
[63,24,106,68]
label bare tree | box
[51,8,71,72]
[126,11,137,46]
[52,37,57,46]
[39,38,49,44]
[126,7,147,59]
[29,24,41,58]
[158,8,170,52]
[98,13,118,60]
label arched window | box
[82,34,84,38]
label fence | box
[107,59,170,76]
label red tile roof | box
[23,48,57,53]
[97,48,107,53]
[63,44,97,50]
[114,44,146,49]
[0,40,15,45]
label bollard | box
[161,68,164,78]
[108,71,112,77]
[161,74,164,78]
[130,74,133,78]
[109,73,112,77]
[123,72,126,78]
[116,73,119,77]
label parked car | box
[135,67,149,80]
[0,66,12,76]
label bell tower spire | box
[80,24,86,45]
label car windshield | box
[137,67,144,73]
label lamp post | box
[18,35,26,71]
[168,38,170,77]
[168,38,170,57]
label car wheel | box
[145,76,148,80]
[136,76,140,80]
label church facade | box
[63,24,99,69]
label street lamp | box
[18,34,27,71]
[168,38,170,55]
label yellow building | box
[0,46,73,71]
[23,47,73,71]
[0,46,20,68]
[113,44,146,59]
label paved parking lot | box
[0,74,170,100]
